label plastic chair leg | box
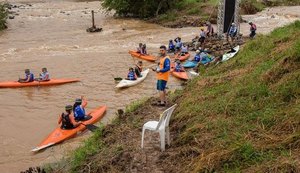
[141,128,146,148]
[159,130,165,151]
[166,127,170,146]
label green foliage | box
[102,0,175,18]
[0,3,8,30]
[125,97,148,113]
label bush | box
[0,3,8,30]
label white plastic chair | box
[141,104,177,151]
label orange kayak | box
[174,53,190,61]
[129,50,156,62]
[170,64,188,80]
[31,105,107,152]
[0,79,80,88]
[171,69,189,80]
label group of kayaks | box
[123,46,240,87]
[1,45,239,152]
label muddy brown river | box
[0,0,299,172]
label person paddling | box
[18,69,34,83]
[38,67,50,81]
[58,105,81,130]
[126,67,137,80]
[73,96,92,121]
[174,59,184,72]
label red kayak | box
[0,79,80,88]
[31,105,107,152]
[128,50,156,62]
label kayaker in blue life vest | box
[58,105,81,130]
[126,67,137,80]
[199,51,212,65]
[18,69,34,83]
[194,50,201,62]
[181,44,188,55]
[38,67,50,81]
[73,96,92,121]
[168,40,175,52]
[174,59,184,72]
[135,61,143,78]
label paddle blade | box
[85,124,99,132]
[114,77,123,81]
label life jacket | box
[194,54,201,62]
[157,56,171,81]
[175,63,182,72]
[181,46,188,53]
[141,48,147,55]
[25,73,34,82]
[127,71,136,80]
[61,113,74,129]
[200,31,206,38]
[74,105,86,120]
[169,42,175,50]
[229,26,237,36]
[137,47,142,53]
[40,72,50,80]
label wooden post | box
[92,10,95,28]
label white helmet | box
[196,50,200,54]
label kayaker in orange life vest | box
[58,105,81,130]
[152,45,171,106]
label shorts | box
[157,80,167,91]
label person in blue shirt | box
[18,69,34,83]
[73,96,92,121]
[168,40,175,53]
[228,23,237,41]
[126,67,137,80]
[174,59,184,72]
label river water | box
[0,0,299,172]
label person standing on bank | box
[153,45,171,106]
[249,21,257,39]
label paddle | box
[81,123,99,132]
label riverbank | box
[42,21,300,172]
[0,3,8,30]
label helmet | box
[200,27,204,30]
[65,105,73,111]
[232,23,235,26]
[169,39,173,42]
[42,67,47,71]
[129,67,134,70]
[138,60,142,64]
[196,50,200,54]
[75,98,82,104]
[25,69,30,73]
[248,21,253,24]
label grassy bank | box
[151,0,300,27]
[0,3,8,30]
[46,21,300,172]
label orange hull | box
[128,50,156,62]
[31,105,107,152]
[171,70,188,80]
[174,53,190,61]
[0,79,80,88]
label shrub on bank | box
[0,3,8,30]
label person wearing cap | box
[73,96,92,121]
[168,40,175,53]
[126,67,137,80]
[228,23,238,40]
[174,59,184,72]
[135,61,143,78]
[194,50,201,62]
[38,68,50,81]
[249,21,257,38]
[153,45,171,107]
[58,105,81,130]
[174,37,182,51]
[18,69,34,83]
